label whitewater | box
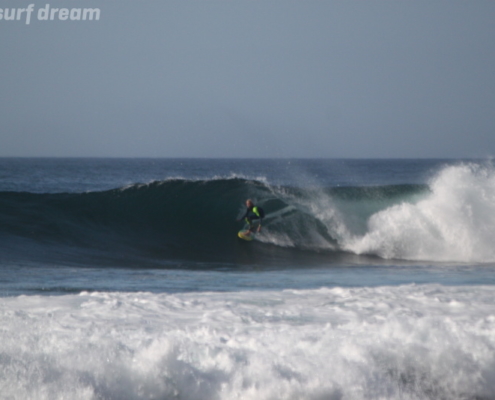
[2,285,495,400]
[1,158,495,400]
[343,163,495,262]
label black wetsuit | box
[242,205,264,226]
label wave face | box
[1,162,495,265]
[0,178,263,265]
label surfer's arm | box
[237,208,250,222]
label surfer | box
[239,199,264,234]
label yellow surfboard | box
[238,230,254,241]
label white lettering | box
[70,8,81,21]
[4,8,16,21]
[25,4,34,25]
[0,5,102,23]
[16,8,26,21]
[83,8,100,21]
[38,4,49,21]
[49,8,59,21]
[58,8,69,21]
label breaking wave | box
[342,163,495,262]
[1,162,494,265]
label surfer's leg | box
[247,217,260,233]
[244,217,253,233]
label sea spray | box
[344,163,495,262]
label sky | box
[1,0,494,158]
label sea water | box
[0,158,494,400]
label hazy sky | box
[1,1,494,158]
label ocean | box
[1,158,494,400]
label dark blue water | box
[1,158,494,295]
[0,158,447,193]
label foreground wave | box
[1,163,495,265]
[1,284,494,400]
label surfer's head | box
[246,199,254,208]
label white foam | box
[1,285,494,399]
[344,163,495,262]
[256,187,343,250]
